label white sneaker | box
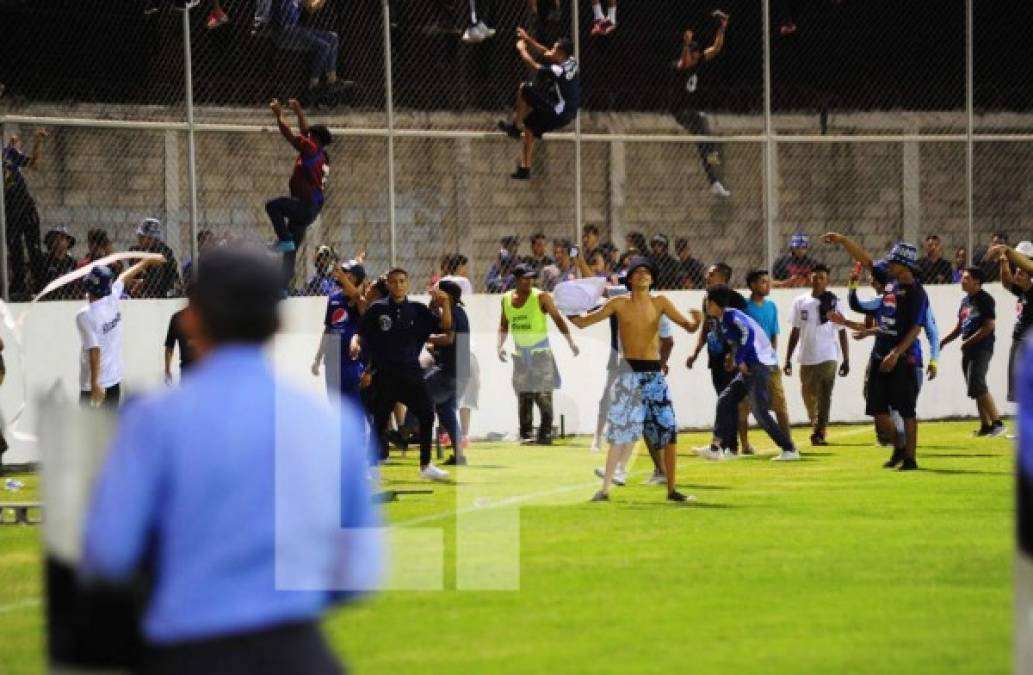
[718,448,739,461]
[420,464,449,482]
[593,467,626,486]
[642,471,667,486]
[476,20,496,38]
[988,423,1008,438]
[771,449,801,461]
[711,181,731,198]
[462,23,487,43]
[694,445,714,458]
[702,447,724,461]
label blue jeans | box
[275,26,339,80]
[436,394,462,457]
[715,364,794,452]
[265,197,320,288]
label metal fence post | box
[382,0,398,268]
[965,0,974,266]
[572,0,582,244]
[762,0,776,271]
[0,120,7,302]
[181,3,200,281]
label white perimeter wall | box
[3,284,1019,463]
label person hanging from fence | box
[3,127,48,300]
[588,0,617,37]
[497,264,579,445]
[461,0,496,43]
[267,98,332,293]
[498,29,580,181]
[268,0,354,105]
[671,10,731,198]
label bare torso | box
[614,295,663,361]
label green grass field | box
[0,420,1016,674]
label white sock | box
[592,3,604,20]
[469,0,477,25]
[607,5,616,23]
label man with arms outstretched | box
[567,257,702,503]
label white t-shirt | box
[77,280,125,391]
[790,293,844,365]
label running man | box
[266,98,332,291]
[672,10,731,197]
[703,285,801,461]
[497,264,579,445]
[498,29,580,180]
[567,257,702,503]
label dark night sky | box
[0,0,1028,113]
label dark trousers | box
[4,189,43,297]
[265,197,321,289]
[78,384,122,410]
[140,621,342,675]
[435,394,461,456]
[675,109,721,185]
[372,370,435,466]
[518,392,553,441]
[709,363,735,396]
[715,366,793,452]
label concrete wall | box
[2,283,1020,464]
[3,106,1032,292]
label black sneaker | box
[883,449,904,469]
[974,424,992,437]
[667,490,691,502]
[897,459,919,471]
[590,490,609,502]
[810,432,828,446]
[531,437,552,446]
[442,455,468,466]
[497,120,521,140]
[988,421,1007,438]
[510,166,531,180]
[385,429,409,451]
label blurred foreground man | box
[81,245,381,674]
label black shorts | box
[865,355,919,419]
[1009,337,1026,403]
[962,349,992,399]
[520,82,571,138]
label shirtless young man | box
[567,257,702,503]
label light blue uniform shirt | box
[744,297,780,364]
[81,345,381,644]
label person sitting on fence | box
[3,128,48,300]
[497,29,580,180]
[269,0,354,104]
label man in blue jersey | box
[312,260,367,406]
[824,234,929,470]
[703,285,801,461]
[498,29,580,180]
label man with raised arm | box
[266,98,332,291]
[823,233,929,470]
[567,257,702,503]
[497,29,580,180]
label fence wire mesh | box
[0,0,1030,301]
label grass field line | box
[394,425,878,529]
[0,598,40,615]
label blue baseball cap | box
[84,265,114,298]
[624,256,656,289]
[789,232,809,249]
[886,242,920,271]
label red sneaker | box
[206,7,229,30]
[779,20,797,36]
[590,19,612,37]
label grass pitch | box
[0,420,1015,674]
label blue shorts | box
[606,370,678,449]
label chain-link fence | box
[1,0,1030,299]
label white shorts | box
[459,352,480,410]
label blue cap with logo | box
[340,259,366,283]
[789,232,809,249]
[886,242,920,271]
[84,265,114,298]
